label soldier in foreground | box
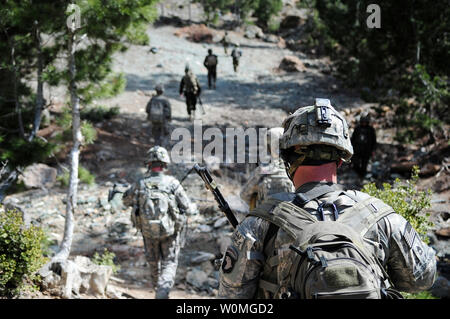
[351,112,377,179]
[219,99,436,299]
[145,85,171,146]
[240,127,294,210]
[123,146,196,299]
[204,49,218,89]
[179,65,202,121]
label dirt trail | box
[7,18,449,299]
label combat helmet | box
[360,112,371,124]
[155,84,164,94]
[145,146,171,165]
[279,98,353,178]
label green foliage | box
[54,107,100,145]
[253,0,283,29]
[80,105,120,123]
[0,205,48,296]
[362,166,433,239]
[0,137,56,168]
[92,248,120,274]
[80,121,97,145]
[393,64,449,142]
[58,165,96,187]
[0,0,157,174]
[402,291,438,299]
[195,0,283,28]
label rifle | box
[193,163,238,229]
[197,96,206,115]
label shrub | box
[57,165,96,187]
[80,105,120,123]
[0,205,48,296]
[362,166,433,240]
[92,248,120,274]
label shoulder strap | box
[338,196,395,237]
[248,198,316,240]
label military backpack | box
[146,97,166,123]
[249,183,401,299]
[137,178,180,239]
[205,55,218,67]
[183,73,199,95]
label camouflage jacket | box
[145,95,172,122]
[219,183,437,298]
[123,171,194,231]
[240,160,294,209]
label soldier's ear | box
[337,160,343,168]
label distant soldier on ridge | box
[145,84,171,146]
[231,44,242,73]
[179,65,202,121]
[203,49,218,89]
[351,112,377,179]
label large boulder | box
[19,163,57,189]
[279,56,306,72]
[39,256,113,298]
[244,25,264,39]
[186,268,209,290]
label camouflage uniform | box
[231,46,242,73]
[351,114,377,178]
[204,50,218,89]
[123,147,195,299]
[179,67,202,119]
[240,159,294,210]
[145,87,172,146]
[221,32,230,54]
[219,99,436,299]
[241,128,294,210]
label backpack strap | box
[248,198,316,240]
[338,196,395,237]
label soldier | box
[123,146,196,299]
[219,98,436,299]
[231,44,242,73]
[220,31,230,55]
[204,49,218,89]
[179,65,202,121]
[145,85,171,146]
[351,112,377,179]
[240,127,294,210]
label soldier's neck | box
[292,162,337,189]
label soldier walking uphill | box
[231,44,242,73]
[179,66,202,121]
[220,31,230,55]
[145,85,171,147]
[204,49,218,89]
[123,146,197,299]
[219,98,436,299]
[351,113,377,179]
[241,127,294,210]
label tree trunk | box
[54,31,81,261]
[29,21,44,142]
[9,36,25,139]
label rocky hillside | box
[3,1,449,299]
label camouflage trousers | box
[143,234,181,299]
[184,92,198,115]
[151,122,169,147]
